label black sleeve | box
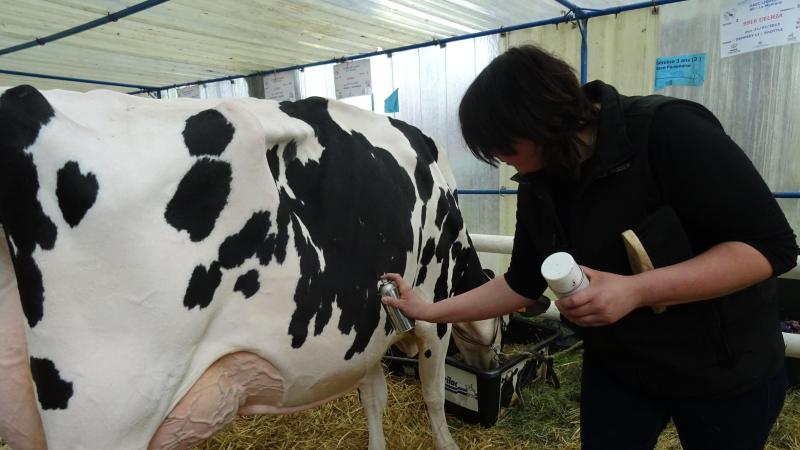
[504,192,548,300]
[648,103,798,276]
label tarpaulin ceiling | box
[0,1,678,93]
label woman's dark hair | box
[459,45,597,173]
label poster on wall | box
[263,71,300,102]
[720,0,800,57]
[333,59,372,99]
[654,53,707,90]
[178,85,201,98]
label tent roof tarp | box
[0,0,679,93]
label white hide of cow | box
[0,86,501,450]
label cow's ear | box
[0,85,55,153]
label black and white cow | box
[0,85,499,450]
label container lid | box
[540,252,583,295]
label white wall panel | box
[658,0,800,246]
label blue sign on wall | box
[654,53,707,91]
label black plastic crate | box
[779,277,800,387]
[384,320,560,427]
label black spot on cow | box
[416,267,427,287]
[431,190,487,339]
[424,349,432,359]
[416,226,423,260]
[234,269,260,299]
[29,357,73,410]
[256,233,277,266]
[0,86,58,328]
[437,323,449,339]
[13,256,47,328]
[260,165,292,265]
[56,161,98,227]
[266,144,280,180]
[450,236,486,297]
[218,211,271,269]
[415,238,436,287]
[389,117,437,203]
[279,98,416,359]
[165,158,232,242]
[436,191,486,298]
[183,109,235,157]
[285,213,322,348]
[434,188,448,228]
[184,261,222,310]
[283,141,297,163]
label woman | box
[382,45,797,450]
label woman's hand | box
[380,273,435,321]
[555,266,645,326]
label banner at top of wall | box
[333,59,372,99]
[720,0,800,57]
[263,70,301,102]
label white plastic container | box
[540,252,589,299]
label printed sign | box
[177,85,201,99]
[263,71,300,102]
[444,365,479,412]
[333,59,372,99]
[721,0,800,57]
[654,53,707,90]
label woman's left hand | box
[555,266,645,326]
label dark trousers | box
[580,355,788,450]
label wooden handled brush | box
[622,229,666,314]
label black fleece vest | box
[531,92,785,398]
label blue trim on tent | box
[456,189,800,199]
[0,69,157,90]
[0,0,169,57]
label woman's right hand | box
[380,273,435,321]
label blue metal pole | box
[456,189,800,199]
[0,0,170,57]
[580,0,686,18]
[579,20,588,85]
[129,0,688,95]
[0,69,158,90]
[456,189,519,195]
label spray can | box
[540,252,589,299]
[378,279,415,333]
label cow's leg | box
[415,322,459,450]
[357,362,388,450]
[0,233,48,450]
